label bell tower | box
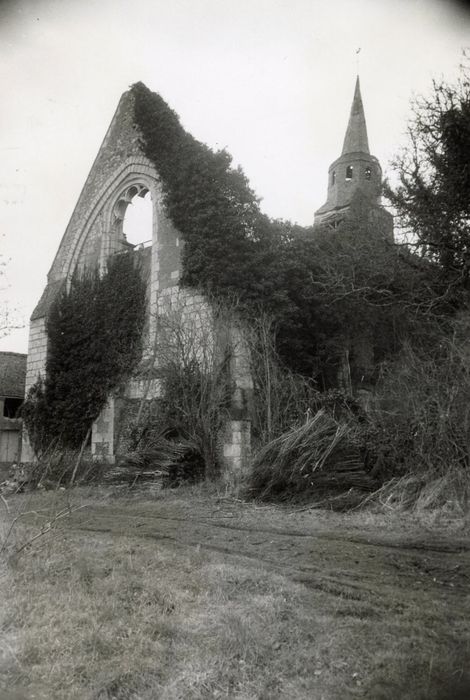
[314,77,393,239]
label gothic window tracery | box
[112,184,152,247]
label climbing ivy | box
[22,252,147,453]
[132,83,447,384]
[132,82,290,316]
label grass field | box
[1,487,469,699]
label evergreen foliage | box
[21,375,49,457]
[132,82,288,314]
[22,253,147,453]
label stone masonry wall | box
[22,318,48,461]
[48,90,144,283]
[322,153,382,214]
[25,318,47,395]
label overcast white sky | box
[1,0,469,353]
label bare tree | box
[0,253,22,340]
[386,54,470,288]
[130,292,236,478]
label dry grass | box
[0,489,469,699]
[362,466,470,521]
[0,528,332,699]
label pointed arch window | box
[346,166,353,180]
[331,171,336,185]
[116,187,153,247]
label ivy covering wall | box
[22,252,147,454]
[132,82,286,310]
[132,83,445,381]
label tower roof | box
[341,76,370,155]
[0,352,26,398]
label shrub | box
[124,298,234,480]
[246,315,319,446]
[363,315,470,510]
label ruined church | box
[23,77,392,474]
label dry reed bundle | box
[250,410,374,501]
[361,466,470,513]
[105,436,204,486]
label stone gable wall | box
[48,91,143,282]
[24,88,253,481]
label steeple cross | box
[356,47,361,75]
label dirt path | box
[60,496,470,618]
[5,492,470,699]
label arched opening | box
[365,167,372,180]
[346,165,353,181]
[122,189,153,247]
[331,170,336,186]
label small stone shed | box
[0,352,26,465]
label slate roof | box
[0,352,27,398]
[341,76,370,156]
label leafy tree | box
[386,57,470,290]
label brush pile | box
[104,435,205,487]
[249,410,375,502]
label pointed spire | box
[341,76,370,155]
